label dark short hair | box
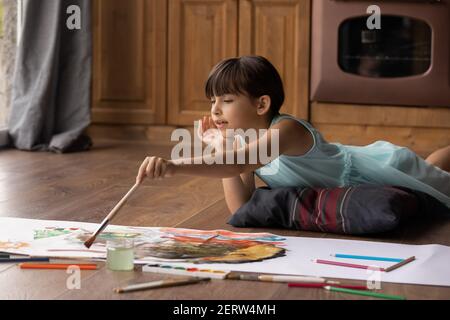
[205,56,285,117]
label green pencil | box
[324,286,406,300]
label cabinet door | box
[92,0,167,125]
[239,0,311,120]
[168,0,238,126]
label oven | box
[310,0,450,107]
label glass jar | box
[106,238,134,271]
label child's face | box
[210,93,262,134]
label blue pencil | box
[332,254,403,263]
[0,257,50,264]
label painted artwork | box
[68,229,142,246]
[34,228,143,246]
[133,228,286,264]
[0,218,286,264]
[34,227,79,240]
[0,241,30,250]
[63,227,286,264]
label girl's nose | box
[211,102,222,116]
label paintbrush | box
[114,277,210,293]
[201,233,220,244]
[227,272,340,284]
[84,183,139,248]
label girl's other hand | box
[197,116,222,146]
[136,156,175,184]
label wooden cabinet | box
[92,0,311,126]
[239,0,310,120]
[167,0,238,125]
[92,0,167,125]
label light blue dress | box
[255,114,450,208]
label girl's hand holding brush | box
[136,156,176,184]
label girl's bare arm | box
[222,171,256,215]
[171,119,312,178]
[136,119,312,180]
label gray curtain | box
[0,0,17,148]
[8,0,92,152]
[0,128,7,146]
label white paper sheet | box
[161,237,450,287]
[1,217,450,287]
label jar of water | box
[106,238,134,271]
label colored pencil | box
[288,283,368,290]
[0,257,50,264]
[19,263,98,270]
[114,277,210,293]
[227,273,340,284]
[332,254,403,263]
[385,256,416,272]
[259,275,340,284]
[314,259,385,271]
[324,286,406,300]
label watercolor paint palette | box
[142,264,231,279]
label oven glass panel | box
[338,15,432,78]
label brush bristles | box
[84,237,95,249]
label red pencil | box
[314,259,386,272]
[19,263,98,270]
[288,283,368,290]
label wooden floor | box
[0,140,449,300]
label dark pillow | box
[228,185,450,235]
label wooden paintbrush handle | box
[104,183,139,221]
[84,183,140,248]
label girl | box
[136,56,450,213]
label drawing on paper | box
[33,227,80,240]
[133,228,286,264]
[64,227,286,263]
[0,241,30,250]
[2,218,287,264]
[66,229,144,246]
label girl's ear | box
[256,95,271,116]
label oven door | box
[310,0,450,107]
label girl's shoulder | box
[269,113,316,157]
[269,113,316,139]
[270,113,313,128]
